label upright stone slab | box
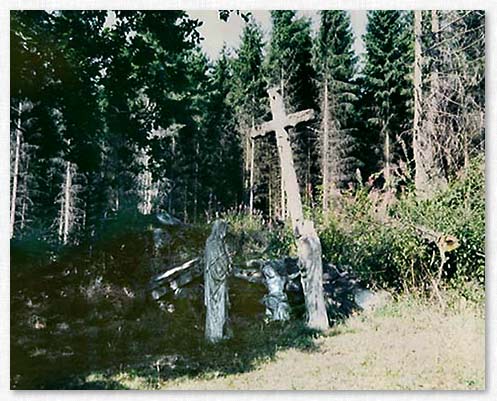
[204,220,231,342]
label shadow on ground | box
[10,214,364,390]
[12,269,339,389]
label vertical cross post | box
[252,88,329,331]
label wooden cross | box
[252,87,328,331]
[252,87,315,233]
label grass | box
[76,292,484,390]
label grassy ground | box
[82,293,485,390]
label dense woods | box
[10,10,484,390]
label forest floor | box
[84,294,485,390]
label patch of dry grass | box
[101,294,484,390]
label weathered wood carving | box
[204,220,232,342]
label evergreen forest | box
[10,10,485,390]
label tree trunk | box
[249,127,255,215]
[384,128,391,189]
[20,156,29,231]
[244,132,249,204]
[413,10,426,196]
[193,141,199,223]
[429,10,447,191]
[414,10,447,198]
[204,220,231,342]
[10,101,22,239]
[62,161,72,244]
[322,77,330,213]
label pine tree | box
[204,48,243,212]
[360,11,413,189]
[314,11,359,210]
[230,18,268,214]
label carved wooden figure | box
[204,220,231,342]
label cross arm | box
[285,109,316,129]
[251,121,275,139]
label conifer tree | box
[231,18,268,213]
[360,11,413,189]
[314,11,358,210]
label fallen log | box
[150,257,202,300]
[153,257,200,283]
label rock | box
[354,289,392,311]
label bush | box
[318,157,485,294]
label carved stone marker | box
[204,220,231,342]
[252,88,329,331]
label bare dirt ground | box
[101,295,484,390]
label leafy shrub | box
[319,157,484,293]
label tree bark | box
[384,128,391,189]
[20,156,30,231]
[204,220,231,342]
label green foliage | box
[221,209,295,262]
[313,11,360,188]
[319,158,484,293]
[391,158,485,286]
[358,10,413,182]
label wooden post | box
[204,220,231,342]
[252,88,329,331]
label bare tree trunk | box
[322,77,330,213]
[193,141,199,224]
[10,101,22,239]
[249,126,255,215]
[183,184,188,223]
[62,161,72,245]
[20,156,29,231]
[384,128,391,189]
[414,10,447,198]
[204,220,231,343]
[413,10,426,196]
[244,130,250,206]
